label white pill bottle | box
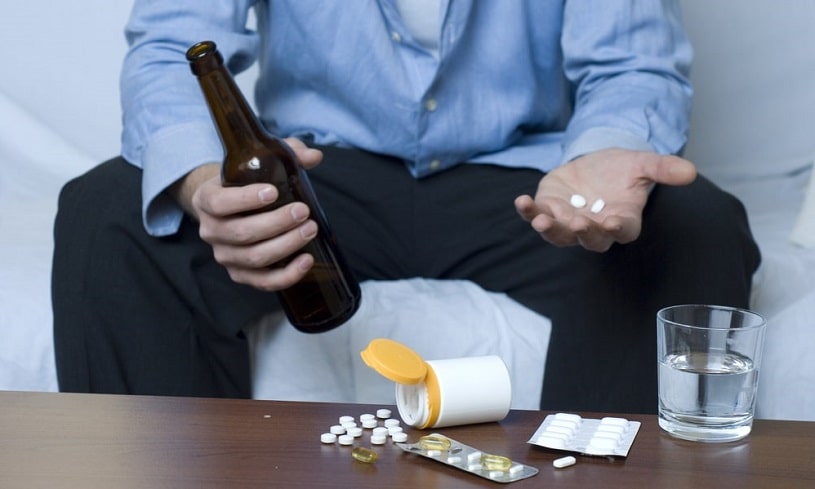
[360,338,512,429]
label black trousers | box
[52,147,760,413]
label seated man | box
[52,0,760,413]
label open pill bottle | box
[360,338,512,429]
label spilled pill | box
[553,456,576,469]
[351,446,378,464]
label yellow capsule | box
[418,434,452,451]
[480,453,513,472]
[351,446,378,464]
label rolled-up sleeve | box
[560,0,693,163]
[120,1,259,236]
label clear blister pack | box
[528,413,641,457]
[397,433,539,484]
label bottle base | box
[286,294,361,334]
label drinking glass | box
[657,304,766,442]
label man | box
[53,1,759,413]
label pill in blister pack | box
[528,413,641,457]
[398,434,538,484]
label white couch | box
[1,1,813,420]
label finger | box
[227,253,315,292]
[568,216,614,252]
[643,155,697,186]
[601,214,641,244]
[514,195,538,222]
[531,214,579,247]
[200,202,311,245]
[576,233,614,253]
[284,137,323,169]
[196,181,280,218]
[212,220,318,268]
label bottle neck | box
[189,44,268,155]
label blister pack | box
[398,433,538,484]
[528,413,641,457]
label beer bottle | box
[186,40,360,333]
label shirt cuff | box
[561,127,654,164]
[141,121,224,236]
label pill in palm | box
[570,194,587,208]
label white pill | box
[587,436,619,451]
[553,456,577,469]
[592,430,622,442]
[467,451,483,463]
[338,434,354,446]
[554,413,583,424]
[448,456,462,464]
[371,434,387,445]
[360,413,376,422]
[509,464,524,475]
[544,425,575,438]
[427,450,442,457]
[570,194,587,208]
[339,415,355,424]
[595,424,626,436]
[536,435,567,449]
[391,432,408,443]
[329,424,346,435]
[388,426,404,436]
[590,198,605,213]
[320,433,337,444]
[549,419,579,431]
[348,427,363,438]
[384,418,400,428]
[376,409,392,419]
[600,417,630,428]
[372,427,389,437]
[341,421,357,430]
[541,430,571,441]
[361,419,378,429]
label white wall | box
[0,2,133,163]
[0,1,257,167]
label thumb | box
[643,154,697,187]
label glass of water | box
[657,304,766,443]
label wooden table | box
[1,391,812,488]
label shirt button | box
[429,159,441,170]
[391,31,402,43]
[424,98,438,112]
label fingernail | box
[299,221,318,240]
[258,186,275,203]
[290,203,309,222]
[297,255,314,272]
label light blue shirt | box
[121,0,692,237]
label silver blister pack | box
[398,433,539,484]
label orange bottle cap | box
[360,338,428,385]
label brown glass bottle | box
[186,40,360,333]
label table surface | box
[1,391,813,489]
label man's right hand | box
[171,138,324,291]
